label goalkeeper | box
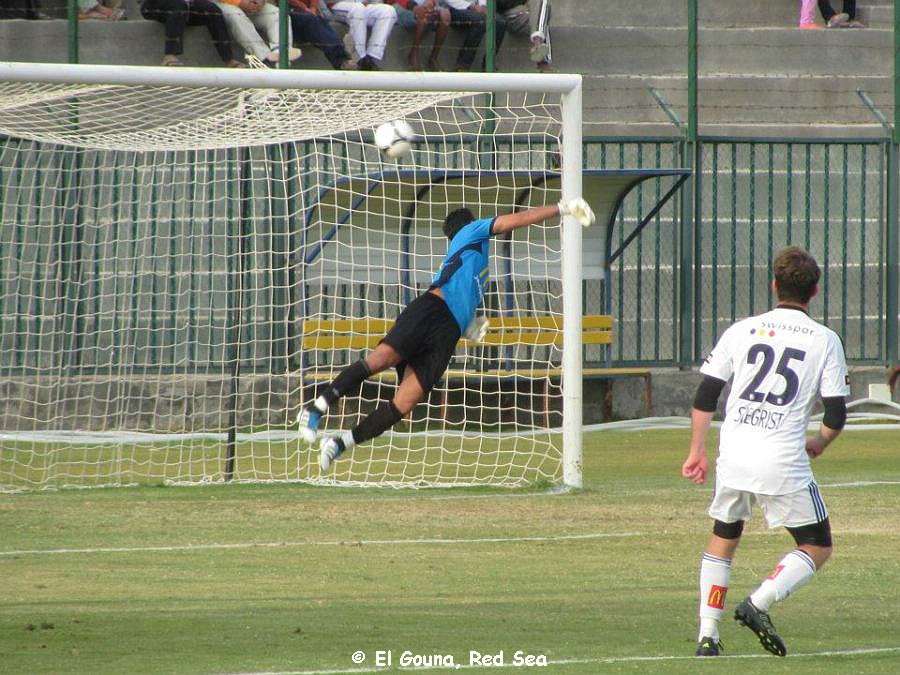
[298,197,596,471]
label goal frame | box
[0,62,586,489]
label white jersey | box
[700,306,850,495]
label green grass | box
[1,429,898,674]
[0,433,561,489]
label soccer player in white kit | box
[681,246,850,657]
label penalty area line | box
[0,531,643,558]
[227,646,900,675]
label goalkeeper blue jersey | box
[429,217,495,333]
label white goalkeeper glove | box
[558,197,596,227]
[463,316,490,342]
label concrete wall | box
[0,1,895,135]
[0,365,895,433]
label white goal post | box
[0,62,585,491]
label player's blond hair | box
[773,246,820,304]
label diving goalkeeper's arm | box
[492,198,596,235]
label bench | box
[300,315,652,423]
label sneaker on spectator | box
[264,46,302,65]
[826,12,850,27]
[846,19,866,28]
[358,55,381,71]
[79,4,125,20]
[161,54,184,66]
[798,22,824,29]
[529,37,549,63]
[343,32,359,63]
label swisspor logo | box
[706,585,728,609]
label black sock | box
[352,401,403,445]
[322,359,371,406]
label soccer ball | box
[374,119,415,159]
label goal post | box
[0,62,586,491]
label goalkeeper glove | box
[558,197,596,227]
[463,316,490,342]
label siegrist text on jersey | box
[733,405,786,430]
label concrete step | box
[4,22,888,78]
[0,12,541,70]
[858,3,894,26]
[548,26,892,77]
[0,5,893,137]
[534,0,891,29]
[579,73,892,128]
[8,0,894,28]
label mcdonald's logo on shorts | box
[706,585,728,609]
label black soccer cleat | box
[695,636,723,656]
[734,597,787,657]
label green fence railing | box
[1,134,892,374]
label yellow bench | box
[300,315,652,423]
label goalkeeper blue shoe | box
[319,436,345,471]
[695,636,723,657]
[297,406,321,444]
[734,598,786,657]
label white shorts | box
[708,480,828,529]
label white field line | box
[822,480,900,488]
[226,646,900,675]
[0,531,642,558]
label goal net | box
[0,65,585,491]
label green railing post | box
[279,0,290,69]
[889,0,900,363]
[67,0,78,64]
[485,0,496,73]
[269,143,290,372]
[679,0,699,367]
[225,148,250,481]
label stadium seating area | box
[0,0,893,136]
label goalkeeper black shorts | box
[382,291,461,395]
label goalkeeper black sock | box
[320,359,372,408]
[352,401,403,445]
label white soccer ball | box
[374,119,415,159]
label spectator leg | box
[448,7,485,71]
[188,0,235,63]
[799,0,818,25]
[816,0,836,22]
[363,3,396,62]
[406,5,428,70]
[140,0,189,58]
[253,3,292,52]
[216,2,269,61]
[493,13,507,51]
[428,7,450,71]
[290,12,347,69]
[529,0,551,63]
[329,1,367,62]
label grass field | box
[1,428,899,674]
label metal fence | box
[0,134,895,373]
[591,136,892,366]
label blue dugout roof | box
[300,169,691,272]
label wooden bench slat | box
[299,313,651,420]
[302,335,382,350]
[302,314,614,350]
